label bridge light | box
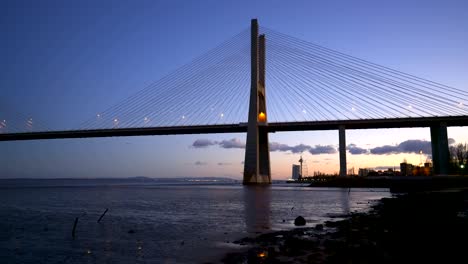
[408,105,413,109]
[461,164,465,169]
[182,115,185,119]
[220,113,224,118]
[144,117,149,122]
[302,109,307,114]
[113,118,118,123]
[258,112,266,122]
[458,102,464,107]
[351,107,356,111]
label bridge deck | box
[1,116,467,141]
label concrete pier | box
[339,125,347,177]
[430,122,450,175]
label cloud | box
[192,139,216,148]
[370,139,432,155]
[269,142,311,153]
[398,140,431,154]
[309,145,337,155]
[269,142,335,155]
[370,145,399,155]
[347,144,368,155]
[269,142,292,152]
[191,138,245,149]
[289,144,311,153]
[219,138,245,149]
[217,162,232,166]
[194,161,207,166]
[192,138,338,156]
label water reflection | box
[339,188,351,215]
[243,186,271,233]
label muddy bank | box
[220,189,468,263]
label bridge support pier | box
[243,19,271,184]
[430,123,450,175]
[339,125,347,177]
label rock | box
[315,224,324,230]
[294,216,306,226]
[325,221,337,227]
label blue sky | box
[1,0,467,179]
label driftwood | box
[71,217,79,239]
[97,208,109,223]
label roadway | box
[1,116,467,141]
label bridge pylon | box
[430,122,450,175]
[243,19,271,184]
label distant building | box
[413,162,432,176]
[400,162,413,176]
[358,168,370,177]
[292,165,301,180]
[422,162,433,176]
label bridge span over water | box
[2,116,467,140]
[1,19,467,183]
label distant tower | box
[419,150,423,166]
[298,155,304,180]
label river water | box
[0,179,391,263]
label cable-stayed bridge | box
[1,20,467,183]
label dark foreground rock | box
[221,190,468,263]
[294,216,306,226]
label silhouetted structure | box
[243,19,271,184]
[292,165,300,180]
[400,162,414,176]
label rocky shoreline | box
[220,189,468,263]
[305,176,468,192]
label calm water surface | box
[0,179,391,263]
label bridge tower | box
[243,19,271,184]
[431,123,450,175]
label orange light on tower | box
[258,112,266,122]
[257,251,267,258]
